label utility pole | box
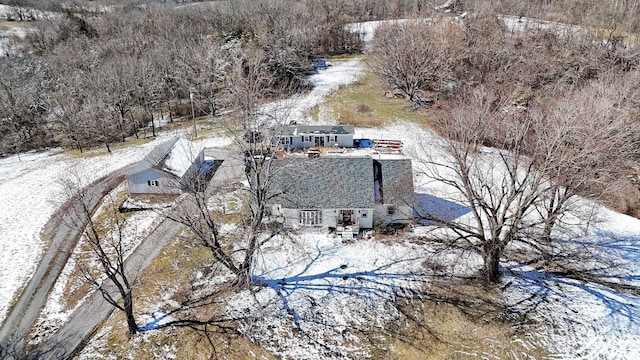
[190,88,197,139]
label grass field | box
[308,70,434,128]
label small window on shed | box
[148,180,159,187]
[387,206,396,216]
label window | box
[387,206,396,216]
[361,211,368,218]
[148,180,159,187]
[299,210,323,226]
[329,135,337,143]
[303,136,311,142]
[280,136,291,145]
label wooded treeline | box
[1,0,377,154]
[371,6,640,215]
[369,5,640,280]
[3,0,640,155]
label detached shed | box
[127,137,204,195]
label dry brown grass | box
[127,193,180,205]
[308,70,435,128]
[135,230,212,305]
[101,310,275,360]
[86,228,276,359]
[377,278,547,360]
[83,226,547,359]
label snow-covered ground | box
[259,57,364,127]
[501,15,591,37]
[4,17,640,360]
[503,202,640,359]
[0,4,57,21]
[230,233,429,359]
[0,132,229,325]
[0,24,29,57]
[376,122,640,359]
[0,146,154,324]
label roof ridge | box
[150,137,181,167]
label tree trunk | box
[123,291,138,335]
[151,111,156,137]
[542,219,555,243]
[483,247,502,283]
[233,265,253,289]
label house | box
[127,137,205,195]
[267,154,414,236]
[273,124,355,149]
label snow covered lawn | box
[231,233,428,359]
[0,146,155,324]
[4,18,640,359]
[0,133,230,325]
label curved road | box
[0,167,130,359]
[0,150,242,360]
[31,206,185,359]
[32,153,242,359]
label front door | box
[314,136,325,147]
[340,210,353,224]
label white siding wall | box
[288,134,354,149]
[357,209,374,228]
[128,169,181,194]
[335,134,354,147]
[374,204,414,224]
[280,207,374,229]
[323,209,338,228]
[282,208,302,229]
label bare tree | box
[0,57,50,154]
[61,174,139,335]
[167,154,285,288]
[528,83,640,242]
[369,18,461,100]
[415,89,544,282]
[168,48,291,288]
[415,84,640,282]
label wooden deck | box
[373,139,403,154]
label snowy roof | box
[128,137,203,178]
[280,125,355,137]
[161,138,203,177]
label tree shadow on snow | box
[247,241,436,353]
[504,231,640,336]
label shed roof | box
[128,137,202,178]
[270,156,374,209]
[280,125,355,137]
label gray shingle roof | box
[280,125,355,136]
[378,158,414,204]
[270,156,375,209]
